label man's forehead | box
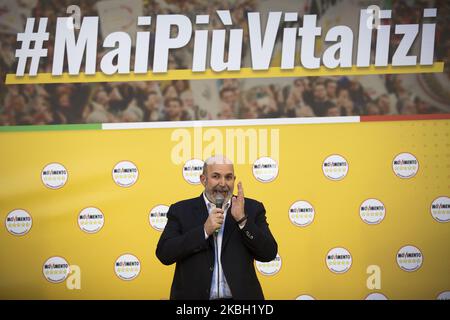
[207,163,234,175]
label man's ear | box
[200,174,207,187]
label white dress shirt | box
[203,192,233,300]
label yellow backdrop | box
[0,119,449,299]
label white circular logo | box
[149,205,169,231]
[43,256,70,283]
[256,253,282,276]
[296,294,315,300]
[365,293,388,300]
[437,291,450,300]
[78,207,104,233]
[114,254,141,281]
[5,209,32,236]
[392,153,419,179]
[430,196,450,223]
[396,245,423,272]
[289,201,315,227]
[41,163,68,189]
[252,157,278,183]
[182,159,204,185]
[360,199,386,225]
[112,161,138,187]
[326,247,352,274]
[322,155,348,181]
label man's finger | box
[238,181,244,197]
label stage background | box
[1,117,449,299]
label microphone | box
[215,193,224,209]
[214,193,225,235]
[214,193,225,299]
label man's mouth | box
[213,190,229,197]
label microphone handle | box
[215,203,223,235]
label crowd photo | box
[1,0,449,125]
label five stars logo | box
[326,247,352,274]
[112,161,139,187]
[252,157,279,183]
[256,253,282,276]
[43,256,70,283]
[322,155,348,181]
[114,254,141,281]
[149,205,169,231]
[396,245,423,272]
[78,207,104,234]
[392,153,419,179]
[182,159,204,185]
[41,163,68,189]
[5,209,32,236]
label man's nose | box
[218,177,226,186]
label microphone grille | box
[215,193,225,209]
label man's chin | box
[208,190,230,202]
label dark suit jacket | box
[156,193,278,300]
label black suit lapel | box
[194,193,214,248]
[194,193,209,221]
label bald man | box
[156,156,278,300]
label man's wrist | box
[203,224,212,238]
[236,214,248,225]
